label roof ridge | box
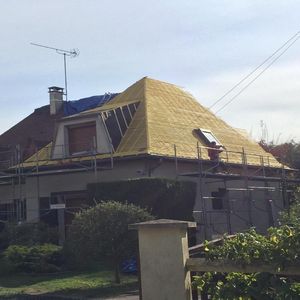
[145,76,184,89]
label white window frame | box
[196,128,222,146]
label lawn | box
[0,269,138,299]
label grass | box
[0,269,138,299]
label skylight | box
[193,128,222,146]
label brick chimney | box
[49,86,64,115]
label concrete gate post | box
[130,219,196,300]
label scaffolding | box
[0,141,298,233]
[174,143,299,240]
[0,141,114,224]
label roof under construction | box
[23,77,281,168]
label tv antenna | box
[30,42,79,101]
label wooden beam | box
[186,258,300,276]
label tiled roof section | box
[115,77,280,167]
[144,78,277,165]
[0,105,61,162]
[23,77,281,168]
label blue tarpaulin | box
[63,93,119,116]
[121,258,137,274]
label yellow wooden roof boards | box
[24,77,281,168]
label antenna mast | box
[30,43,79,101]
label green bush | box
[87,178,196,220]
[4,244,64,273]
[0,222,58,251]
[194,225,300,299]
[0,255,15,275]
[280,187,300,226]
[65,201,153,283]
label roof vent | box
[49,86,64,115]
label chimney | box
[49,86,64,115]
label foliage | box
[87,178,196,220]
[4,243,64,273]
[259,140,300,169]
[194,225,300,299]
[0,222,58,251]
[194,271,300,300]
[280,187,300,226]
[0,255,15,276]
[65,201,153,283]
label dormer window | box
[51,102,140,159]
[193,128,222,146]
[68,122,96,156]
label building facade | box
[0,77,296,241]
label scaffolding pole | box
[197,142,208,240]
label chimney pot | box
[49,86,64,115]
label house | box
[0,77,297,241]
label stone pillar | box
[130,219,196,300]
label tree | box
[259,140,300,170]
[65,201,153,283]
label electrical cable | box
[214,34,300,114]
[209,30,300,110]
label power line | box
[214,33,300,114]
[209,30,300,110]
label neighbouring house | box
[0,77,298,241]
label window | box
[40,191,88,227]
[68,122,96,155]
[211,188,227,210]
[0,199,26,222]
[193,128,222,146]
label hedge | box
[87,178,196,221]
[4,244,64,273]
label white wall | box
[0,158,286,238]
[52,114,111,159]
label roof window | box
[193,128,222,146]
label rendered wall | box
[0,158,286,238]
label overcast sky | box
[0,1,299,143]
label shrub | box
[65,201,153,283]
[4,244,64,273]
[0,255,15,275]
[280,187,300,226]
[0,222,58,251]
[194,226,300,299]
